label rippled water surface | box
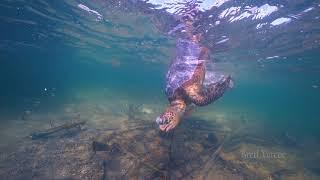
[0,0,320,179]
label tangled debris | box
[0,105,315,179]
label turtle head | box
[155,108,181,132]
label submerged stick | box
[199,123,246,179]
[30,121,86,139]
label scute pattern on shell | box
[165,39,202,98]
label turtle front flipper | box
[156,99,187,132]
[184,75,232,106]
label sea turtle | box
[156,33,233,132]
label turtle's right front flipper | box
[184,76,232,106]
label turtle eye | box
[163,117,169,124]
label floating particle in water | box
[266,55,279,60]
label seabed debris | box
[30,121,86,140]
[0,105,316,179]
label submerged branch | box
[30,121,86,139]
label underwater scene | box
[0,0,320,179]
